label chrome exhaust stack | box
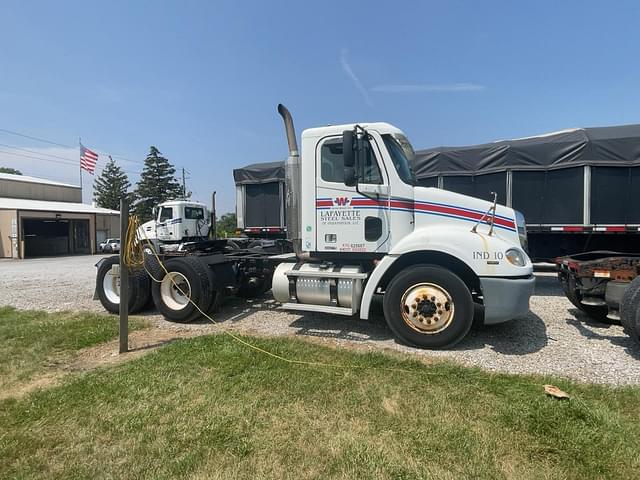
[277,104,302,256]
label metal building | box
[0,173,119,258]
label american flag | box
[80,143,98,174]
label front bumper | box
[479,274,535,325]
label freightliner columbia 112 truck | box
[96,105,535,349]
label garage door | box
[23,218,70,257]
[22,218,90,257]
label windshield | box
[382,134,415,186]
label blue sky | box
[1,1,640,212]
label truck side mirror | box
[343,130,357,186]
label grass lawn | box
[1,311,639,480]
[0,306,148,392]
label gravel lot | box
[2,255,639,385]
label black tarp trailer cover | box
[414,124,640,227]
[413,124,640,259]
[233,161,286,236]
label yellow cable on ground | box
[122,214,413,374]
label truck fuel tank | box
[272,262,366,311]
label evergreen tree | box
[134,146,183,220]
[0,167,22,175]
[93,157,131,210]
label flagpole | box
[79,137,83,200]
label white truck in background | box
[137,200,210,251]
[96,104,535,349]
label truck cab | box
[138,200,209,247]
[273,105,535,348]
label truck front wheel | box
[383,265,474,349]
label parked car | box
[99,238,120,253]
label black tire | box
[96,256,150,314]
[383,265,474,349]
[621,277,640,342]
[559,273,609,322]
[143,253,164,308]
[151,256,214,323]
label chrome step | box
[280,302,356,316]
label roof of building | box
[0,197,118,214]
[0,172,80,188]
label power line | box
[0,128,74,149]
[0,127,187,169]
[0,148,141,176]
[0,127,146,166]
[0,147,77,167]
[0,142,77,162]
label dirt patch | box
[1,328,204,401]
[0,374,63,401]
[66,328,201,371]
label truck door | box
[315,135,390,253]
[156,205,178,241]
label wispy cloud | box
[340,49,373,107]
[371,83,486,93]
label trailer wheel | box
[621,277,640,342]
[383,265,474,349]
[151,256,214,322]
[96,256,150,314]
[559,273,609,322]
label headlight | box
[506,248,527,267]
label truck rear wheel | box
[151,256,214,323]
[96,256,150,314]
[383,265,474,349]
[621,277,640,342]
[559,273,609,322]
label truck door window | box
[320,138,382,185]
[159,207,173,222]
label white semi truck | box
[137,200,210,251]
[95,104,535,349]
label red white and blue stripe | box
[316,196,517,232]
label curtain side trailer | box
[414,125,640,262]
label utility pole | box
[182,167,186,199]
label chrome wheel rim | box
[400,283,454,334]
[103,265,120,304]
[160,272,191,311]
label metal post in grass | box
[119,198,129,354]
